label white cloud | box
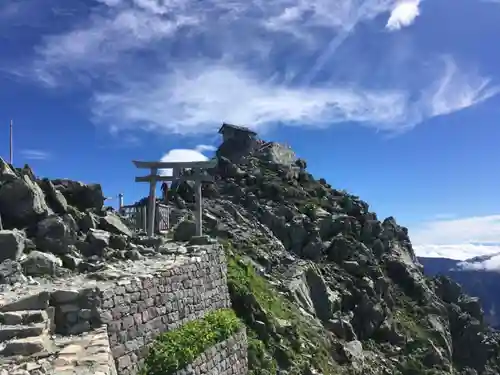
[386,0,421,31]
[412,215,500,260]
[20,149,51,160]
[455,252,500,271]
[92,64,410,135]
[4,0,499,136]
[158,145,214,176]
[92,58,498,135]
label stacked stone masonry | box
[174,329,248,375]
[0,243,247,375]
[106,245,231,375]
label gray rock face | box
[173,220,197,241]
[0,229,25,262]
[37,178,68,214]
[85,229,111,257]
[99,213,132,237]
[36,215,77,255]
[0,158,18,184]
[305,266,341,322]
[336,340,364,371]
[21,250,63,276]
[79,212,98,233]
[0,175,49,227]
[52,179,104,211]
[326,318,357,341]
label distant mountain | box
[419,254,500,328]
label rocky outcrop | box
[160,133,500,375]
[0,159,146,281]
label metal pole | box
[9,119,13,165]
[147,168,157,237]
[194,175,202,237]
[118,193,124,212]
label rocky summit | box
[0,129,499,375]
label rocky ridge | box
[0,129,499,375]
[165,135,500,375]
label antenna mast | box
[9,119,13,165]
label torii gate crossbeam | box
[133,160,216,237]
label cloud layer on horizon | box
[412,214,500,260]
[1,0,499,137]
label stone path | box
[0,326,116,375]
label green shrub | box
[142,309,243,375]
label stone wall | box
[104,246,231,375]
[0,243,247,375]
[174,329,248,375]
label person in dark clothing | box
[161,182,169,203]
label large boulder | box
[36,215,77,255]
[52,179,104,211]
[0,158,18,183]
[37,178,67,214]
[173,220,197,241]
[0,229,25,262]
[85,229,111,257]
[351,294,387,339]
[99,213,132,237]
[79,212,99,233]
[21,250,64,277]
[305,266,342,322]
[0,175,49,228]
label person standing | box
[161,182,169,203]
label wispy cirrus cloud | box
[1,0,498,137]
[91,57,499,136]
[20,149,51,161]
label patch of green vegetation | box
[393,291,430,342]
[141,309,243,375]
[397,357,443,375]
[298,202,318,220]
[394,308,428,340]
[225,245,340,374]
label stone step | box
[0,310,48,326]
[0,323,48,342]
[0,334,54,356]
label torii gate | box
[133,160,216,237]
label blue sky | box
[1,0,500,260]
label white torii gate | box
[133,160,216,237]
